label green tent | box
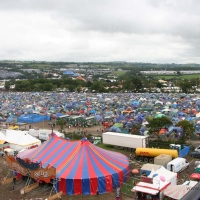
[113,123,123,128]
[154,113,166,118]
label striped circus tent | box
[17,133,130,195]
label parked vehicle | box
[135,148,178,163]
[90,136,101,145]
[167,158,189,173]
[190,151,200,158]
[29,129,64,141]
[195,146,200,153]
[102,132,149,151]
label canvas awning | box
[131,186,159,195]
[132,179,170,196]
[163,185,192,200]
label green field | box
[113,70,127,77]
[27,64,55,68]
[153,74,200,80]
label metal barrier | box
[120,177,141,198]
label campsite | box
[1,92,200,199]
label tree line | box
[3,74,200,93]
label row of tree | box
[3,75,199,93]
[131,116,194,142]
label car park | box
[190,151,200,158]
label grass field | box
[113,70,127,77]
[26,64,55,68]
[153,74,200,80]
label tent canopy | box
[17,134,130,195]
[181,182,200,200]
[6,130,41,147]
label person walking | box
[116,187,121,200]
[96,187,99,196]
[13,176,16,185]
[12,176,16,191]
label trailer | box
[29,129,64,141]
[102,132,149,151]
[135,148,178,163]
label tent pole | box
[48,178,59,199]
[25,175,31,188]
[5,169,12,179]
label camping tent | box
[17,134,130,195]
[148,166,177,186]
[5,130,41,151]
[140,164,162,176]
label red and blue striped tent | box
[18,133,130,195]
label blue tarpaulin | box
[18,114,50,123]
[179,146,190,158]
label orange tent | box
[159,128,167,135]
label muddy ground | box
[0,121,199,200]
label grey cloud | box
[0,0,200,63]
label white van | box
[38,130,64,141]
[167,158,189,173]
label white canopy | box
[0,131,6,141]
[148,166,177,186]
[5,130,41,150]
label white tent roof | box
[148,166,177,185]
[6,130,41,146]
[0,131,6,141]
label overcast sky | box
[0,0,200,64]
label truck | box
[167,158,189,173]
[29,129,64,141]
[135,148,178,163]
[102,132,149,151]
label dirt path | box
[21,121,108,138]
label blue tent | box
[109,126,122,133]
